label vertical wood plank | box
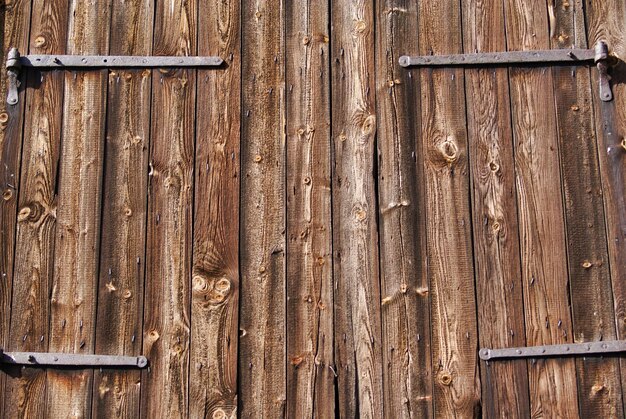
[285,0,334,417]
[45,0,111,417]
[375,1,433,417]
[585,0,626,410]
[551,0,624,416]
[189,0,240,417]
[4,0,68,417]
[331,0,383,417]
[461,0,530,417]
[141,0,197,417]
[417,0,480,416]
[503,0,579,417]
[92,0,154,417]
[239,0,286,416]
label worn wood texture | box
[0,1,32,416]
[585,0,626,409]
[331,0,383,417]
[45,0,111,417]
[375,1,433,417]
[189,0,240,417]
[92,1,154,417]
[551,0,624,416]
[4,0,68,417]
[417,0,480,416]
[285,0,334,418]
[141,0,197,417]
[239,1,286,416]
[462,0,530,416]
[503,0,579,417]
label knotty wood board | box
[285,0,334,417]
[92,0,154,417]
[189,0,240,416]
[238,1,286,416]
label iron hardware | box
[5,47,223,104]
[480,339,626,361]
[0,349,148,368]
[399,40,614,102]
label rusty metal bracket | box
[0,349,148,368]
[5,47,223,104]
[480,339,626,361]
[399,40,614,102]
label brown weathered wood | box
[585,0,626,410]
[375,1,432,417]
[331,0,383,417]
[285,0,334,418]
[551,1,624,416]
[45,0,111,417]
[189,0,240,417]
[4,1,68,417]
[239,1,286,417]
[461,0,530,417]
[91,1,154,417]
[417,0,480,416]
[503,0,579,416]
[141,0,197,417]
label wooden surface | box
[1,1,625,417]
[285,0,334,417]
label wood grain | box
[189,0,240,417]
[92,1,154,417]
[285,0,334,417]
[585,0,626,409]
[45,1,111,417]
[551,0,624,416]
[503,0,579,416]
[0,1,32,416]
[375,1,433,417]
[331,0,383,417]
[4,0,68,417]
[417,0,481,416]
[239,1,286,416]
[141,0,197,417]
[461,0,530,417]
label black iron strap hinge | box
[480,339,626,361]
[0,349,148,368]
[399,40,614,102]
[5,47,224,105]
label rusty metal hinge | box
[480,339,626,361]
[0,349,148,368]
[5,47,224,105]
[399,40,614,102]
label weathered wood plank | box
[331,0,383,417]
[141,0,197,417]
[417,0,480,416]
[4,0,68,417]
[585,0,626,410]
[92,1,154,417]
[551,1,624,416]
[375,1,432,417]
[45,0,111,417]
[189,0,240,417]
[0,1,32,416]
[285,0,334,417]
[461,0,530,417]
[503,0,579,416]
[239,1,286,416]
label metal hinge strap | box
[0,350,148,368]
[399,40,614,102]
[5,47,223,104]
[480,339,626,361]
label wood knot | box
[0,112,8,124]
[254,155,262,163]
[34,35,46,48]
[303,176,311,185]
[489,161,499,172]
[18,203,45,223]
[353,20,368,35]
[148,329,160,341]
[193,274,232,305]
[582,261,592,269]
[361,114,376,136]
[438,371,453,386]
[353,206,367,222]
[302,36,310,45]
[124,206,133,217]
[438,138,459,163]
[3,189,13,201]
[122,289,132,299]
[291,355,304,367]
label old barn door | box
[0,0,239,418]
